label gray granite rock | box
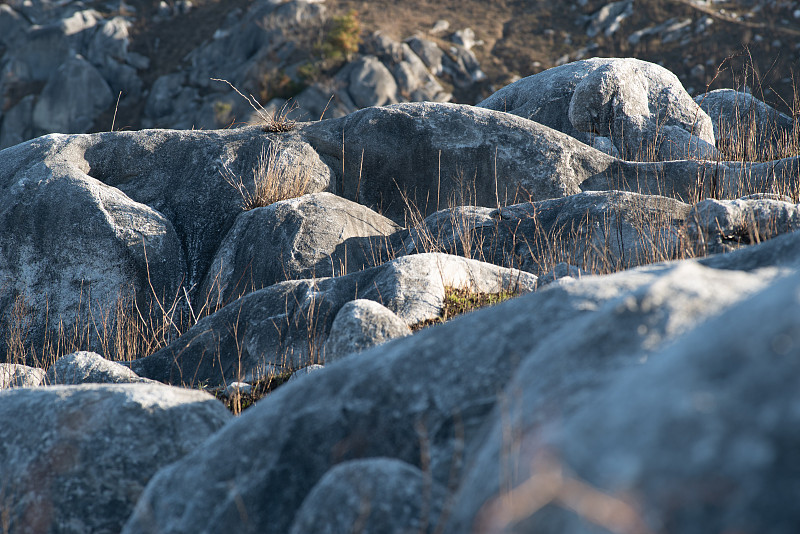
[201,192,401,307]
[0,363,45,388]
[324,299,412,362]
[45,351,153,385]
[131,253,536,387]
[1,383,231,534]
[289,458,447,534]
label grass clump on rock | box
[222,143,314,211]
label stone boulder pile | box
[1,55,799,533]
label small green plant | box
[412,286,518,331]
[319,10,362,62]
[297,61,321,83]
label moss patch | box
[412,287,518,331]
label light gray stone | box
[0,127,333,305]
[687,196,800,254]
[479,58,717,161]
[0,150,186,361]
[299,102,617,222]
[289,458,447,534]
[1,383,231,534]
[201,192,401,307]
[345,55,399,109]
[45,351,153,385]
[695,88,795,158]
[452,27,479,50]
[121,229,800,534]
[405,191,691,276]
[0,363,45,388]
[450,266,800,534]
[32,55,114,134]
[131,253,536,387]
[568,59,717,160]
[406,36,445,76]
[325,299,412,362]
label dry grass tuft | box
[221,143,314,210]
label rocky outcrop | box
[405,190,691,275]
[478,58,717,161]
[122,229,799,534]
[131,253,536,387]
[1,383,231,534]
[201,192,401,308]
[0,127,332,359]
[686,195,800,254]
[695,89,796,159]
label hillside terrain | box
[0,0,799,144]
[2,1,800,534]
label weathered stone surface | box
[695,88,796,158]
[45,351,152,385]
[1,383,231,534]
[0,127,333,302]
[122,228,798,534]
[31,54,114,134]
[324,299,412,362]
[300,102,617,221]
[288,458,447,534]
[342,55,399,109]
[0,363,44,388]
[479,58,716,161]
[0,151,186,361]
[201,192,401,307]
[687,195,800,254]
[131,253,536,387]
[405,191,691,275]
[449,266,800,534]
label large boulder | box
[405,190,691,275]
[687,195,800,254]
[120,230,797,534]
[478,58,717,161]
[341,55,400,109]
[288,458,447,534]
[447,264,800,534]
[0,156,186,362]
[300,102,617,221]
[0,383,231,534]
[130,253,536,387]
[31,54,114,134]
[695,88,796,159]
[0,127,334,305]
[201,192,402,307]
